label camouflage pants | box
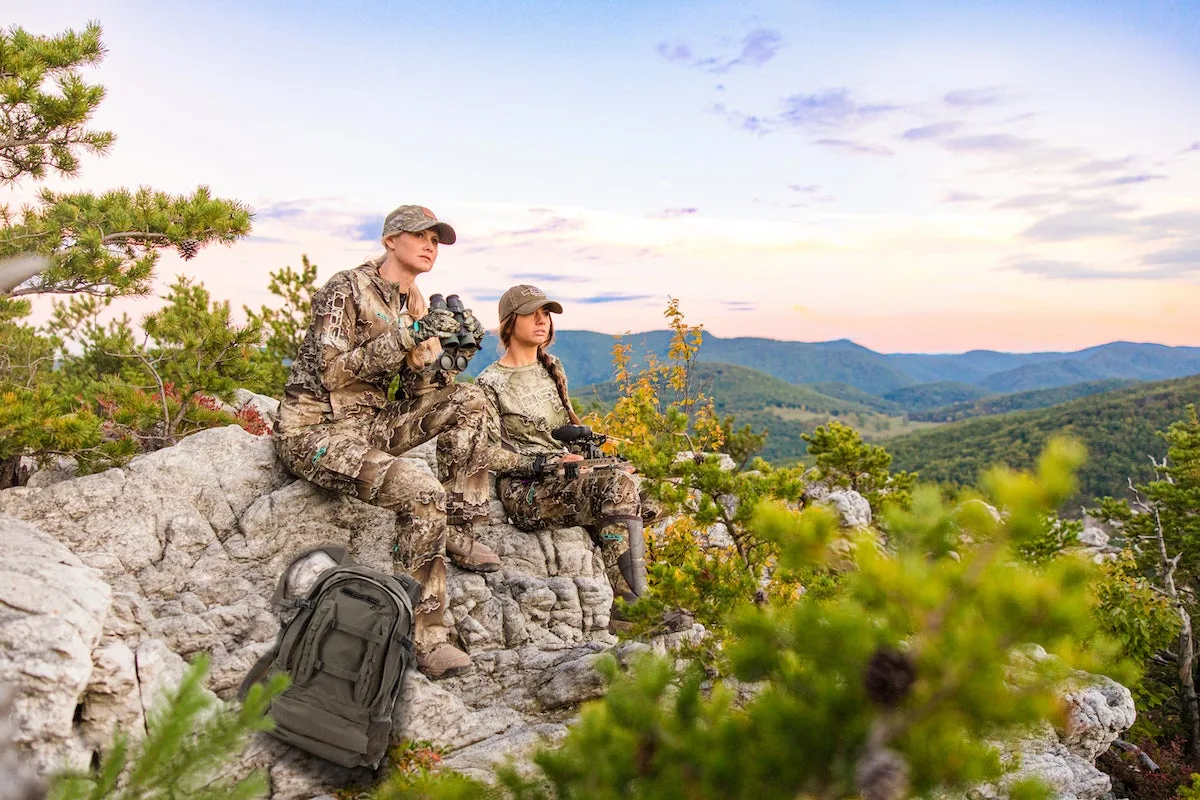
[276,383,491,650]
[498,468,641,596]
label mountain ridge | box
[466,331,1200,395]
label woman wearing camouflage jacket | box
[274,205,500,679]
[476,285,648,613]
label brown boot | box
[446,527,501,573]
[416,642,472,679]
[408,553,472,678]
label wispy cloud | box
[900,121,962,141]
[459,217,586,252]
[944,191,983,203]
[1143,240,1200,265]
[1020,207,1134,241]
[1091,173,1168,188]
[713,87,903,138]
[509,272,589,284]
[723,300,757,312]
[1136,211,1200,241]
[653,207,699,218]
[994,192,1075,211]
[777,88,900,131]
[1181,142,1200,155]
[943,133,1038,152]
[1007,256,1200,281]
[570,292,660,304]
[1071,156,1138,174]
[943,87,1011,107]
[352,218,380,242]
[813,138,893,157]
[656,28,784,73]
[255,200,313,221]
[1019,204,1198,243]
[787,184,821,193]
[656,41,693,63]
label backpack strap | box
[237,646,277,700]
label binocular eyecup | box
[428,293,476,371]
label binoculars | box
[428,293,477,371]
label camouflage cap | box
[498,284,564,321]
[381,205,457,245]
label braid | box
[539,349,580,425]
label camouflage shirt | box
[477,358,571,475]
[277,258,450,431]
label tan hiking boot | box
[416,642,472,679]
[446,528,501,573]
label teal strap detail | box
[600,532,625,542]
[375,311,391,323]
[311,446,328,464]
[412,320,421,332]
[526,482,536,505]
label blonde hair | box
[374,250,442,371]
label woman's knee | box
[377,459,447,512]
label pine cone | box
[863,646,917,707]
[178,239,200,260]
[855,747,910,800]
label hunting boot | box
[446,526,502,573]
[409,553,471,679]
[444,495,502,573]
[597,521,641,634]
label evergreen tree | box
[0,21,254,483]
[242,255,319,397]
[804,420,916,512]
[1090,405,1200,760]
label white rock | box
[0,516,112,774]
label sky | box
[7,0,1200,354]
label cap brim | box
[425,221,457,245]
[512,299,564,316]
[391,220,456,245]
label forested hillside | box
[886,374,1200,507]
[468,330,1200,395]
[909,379,1137,422]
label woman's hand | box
[558,453,584,463]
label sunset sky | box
[11,0,1200,353]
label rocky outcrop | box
[0,414,1135,800]
[0,424,704,797]
[962,648,1137,800]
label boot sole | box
[449,558,501,573]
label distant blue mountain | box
[465,332,1200,398]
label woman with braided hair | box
[475,285,647,610]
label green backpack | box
[240,545,421,768]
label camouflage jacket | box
[477,356,572,477]
[277,258,450,432]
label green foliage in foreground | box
[372,440,1119,799]
[47,655,284,800]
[886,374,1200,508]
